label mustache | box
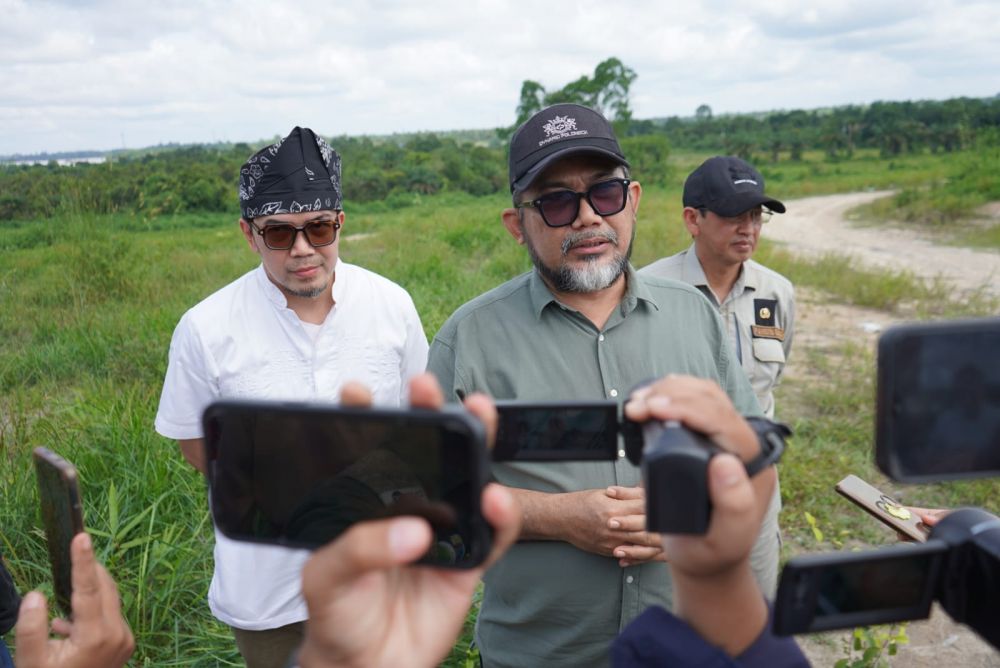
[561,229,619,255]
[288,259,325,271]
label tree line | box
[643,96,1000,162]
[1,57,997,223]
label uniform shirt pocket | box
[752,337,786,364]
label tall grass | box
[1,146,997,665]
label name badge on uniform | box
[751,299,785,341]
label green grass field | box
[1,147,998,666]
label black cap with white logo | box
[683,156,786,217]
[508,103,629,193]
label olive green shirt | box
[428,266,762,668]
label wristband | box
[742,417,791,477]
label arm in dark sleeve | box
[0,555,19,636]
[426,338,465,403]
[612,604,810,668]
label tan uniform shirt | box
[641,244,795,419]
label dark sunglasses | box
[248,219,342,250]
[515,178,631,228]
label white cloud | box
[1,0,998,154]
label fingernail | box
[388,518,425,556]
[22,591,43,610]
[609,520,620,529]
[614,549,625,558]
[79,533,92,550]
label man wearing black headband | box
[642,156,795,420]
[154,127,429,668]
[428,105,777,668]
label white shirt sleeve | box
[398,294,429,404]
[154,312,220,440]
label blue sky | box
[2,0,998,155]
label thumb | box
[302,516,432,606]
[707,454,756,531]
[14,591,51,667]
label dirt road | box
[772,191,999,666]
[769,190,1000,298]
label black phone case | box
[201,400,493,568]
[492,400,620,461]
[33,447,85,618]
[773,541,946,635]
[876,318,1000,483]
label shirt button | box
[617,449,626,458]
[609,389,618,398]
[626,575,634,584]
[598,334,605,342]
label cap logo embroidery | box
[733,178,758,185]
[539,115,588,147]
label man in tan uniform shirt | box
[641,156,794,419]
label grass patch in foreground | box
[1,165,997,664]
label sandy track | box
[768,191,1000,298]
[773,191,999,666]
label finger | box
[921,511,947,526]
[408,373,445,410]
[463,392,498,451]
[906,506,948,527]
[52,616,73,636]
[340,381,373,407]
[94,563,135,660]
[95,562,125,625]
[68,533,104,631]
[606,486,644,501]
[479,483,520,570]
[302,516,432,605]
[608,514,645,532]
[612,544,664,562]
[620,530,663,547]
[14,591,50,663]
[705,454,757,534]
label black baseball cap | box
[508,103,628,193]
[683,156,786,217]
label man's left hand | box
[604,486,667,567]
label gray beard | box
[527,229,629,293]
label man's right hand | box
[14,533,134,668]
[514,485,659,558]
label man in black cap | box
[428,106,776,668]
[641,156,793,602]
[642,156,795,420]
[155,127,429,668]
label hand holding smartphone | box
[835,474,930,542]
[33,447,85,617]
[202,400,493,568]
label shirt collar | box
[682,243,710,287]
[685,243,757,296]
[528,263,654,319]
[253,259,341,310]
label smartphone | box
[773,540,947,635]
[876,318,1000,482]
[33,447,85,618]
[835,474,930,542]
[202,400,492,568]
[492,401,620,461]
